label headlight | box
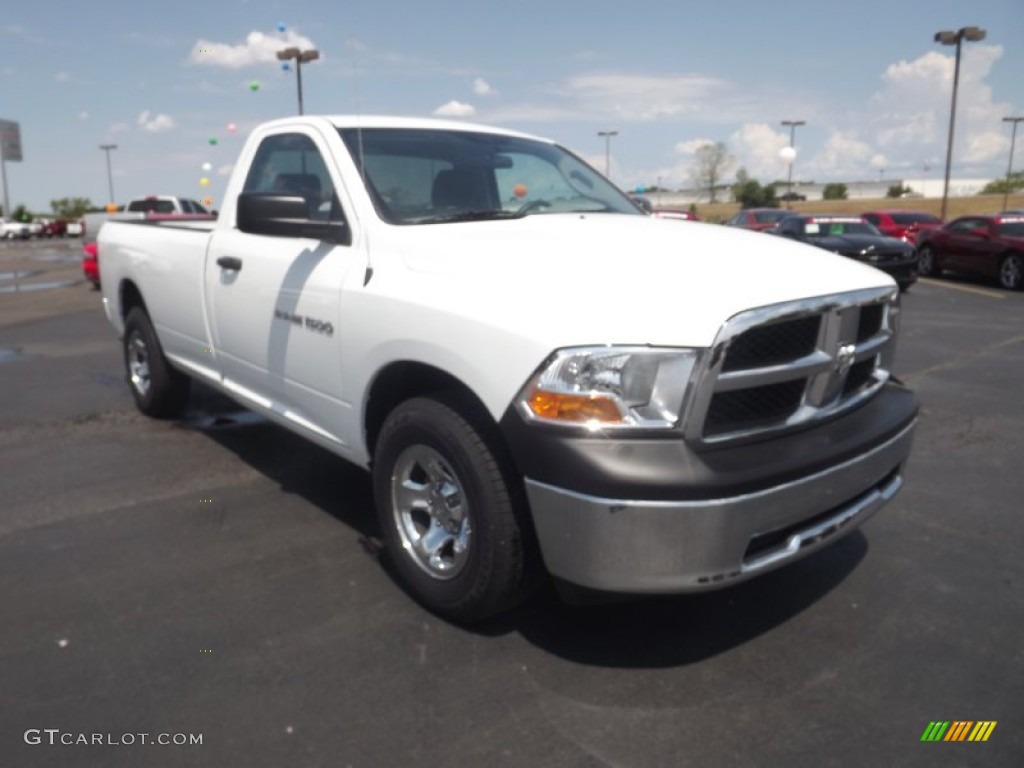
[517,346,700,430]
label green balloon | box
[208,137,218,145]
[249,80,260,92]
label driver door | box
[207,129,360,447]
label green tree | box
[13,204,32,222]
[980,171,1024,195]
[886,183,913,198]
[50,197,94,219]
[731,168,779,208]
[689,142,735,203]
[823,183,848,201]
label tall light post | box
[934,26,986,222]
[276,47,320,115]
[1001,116,1024,211]
[99,144,117,204]
[780,119,805,206]
[597,130,618,177]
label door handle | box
[217,256,242,271]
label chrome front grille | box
[684,287,899,444]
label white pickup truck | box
[99,115,917,620]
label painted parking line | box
[917,278,1005,300]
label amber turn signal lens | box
[527,391,623,423]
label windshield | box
[997,221,1024,237]
[754,210,789,223]
[338,128,641,225]
[803,219,880,237]
[890,212,939,225]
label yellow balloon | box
[199,177,211,187]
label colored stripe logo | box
[921,721,997,742]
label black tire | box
[898,281,912,293]
[998,252,1023,291]
[372,394,531,622]
[917,245,938,277]
[123,307,191,417]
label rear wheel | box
[372,394,531,622]
[917,245,938,277]
[999,252,1022,291]
[123,307,191,417]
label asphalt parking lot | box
[1,238,1022,767]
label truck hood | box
[382,213,895,348]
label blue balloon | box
[277,21,287,32]
[635,184,645,194]
[281,62,290,71]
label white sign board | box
[0,119,23,162]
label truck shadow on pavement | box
[500,533,867,668]
[175,382,378,540]
[178,381,869,670]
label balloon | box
[635,184,645,194]
[513,183,528,198]
[779,146,797,162]
[281,62,290,72]
[201,162,212,172]
[203,197,213,206]
[199,177,211,187]
[208,136,218,145]
[106,203,118,213]
[277,22,287,33]
[249,80,260,91]
[226,123,237,133]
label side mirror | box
[236,192,350,245]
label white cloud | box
[433,100,476,117]
[869,153,888,169]
[472,77,493,96]
[560,73,727,121]
[869,45,1011,169]
[188,29,318,69]
[674,138,716,155]
[137,110,175,133]
[55,71,69,83]
[727,123,791,179]
[808,132,874,177]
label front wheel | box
[917,245,938,277]
[123,307,191,417]
[372,395,532,622]
[999,253,1023,291]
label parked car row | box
[0,217,84,239]
[720,205,1023,292]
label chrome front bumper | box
[524,419,915,593]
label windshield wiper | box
[412,210,525,225]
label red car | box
[916,214,1024,290]
[862,210,942,244]
[726,208,791,231]
[82,240,99,289]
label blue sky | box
[1,0,1022,213]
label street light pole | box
[276,47,321,115]
[99,144,117,204]
[934,26,986,221]
[781,119,805,206]
[597,130,618,177]
[1002,116,1024,211]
